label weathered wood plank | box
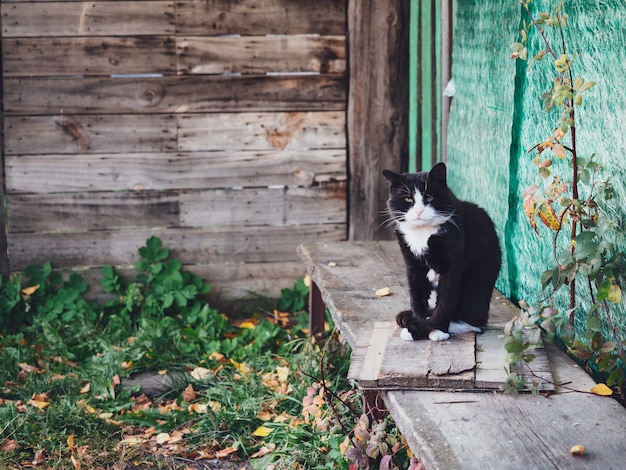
[426,333,475,389]
[4,115,177,155]
[3,74,347,115]
[177,36,345,75]
[2,37,176,77]
[7,191,180,233]
[178,111,345,152]
[9,225,346,270]
[376,327,431,389]
[1,1,175,37]
[475,329,509,389]
[5,150,346,193]
[179,185,346,228]
[347,0,409,240]
[175,0,346,36]
[8,185,345,233]
[353,322,395,388]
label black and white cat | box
[382,162,501,341]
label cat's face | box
[382,163,452,229]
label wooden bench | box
[298,240,626,470]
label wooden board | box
[7,185,346,233]
[1,1,175,37]
[3,75,347,115]
[5,150,346,194]
[175,0,346,36]
[9,225,346,270]
[177,36,345,75]
[2,37,177,77]
[177,111,345,152]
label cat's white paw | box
[448,321,482,334]
[400,328,415,341]
[428,329,450,341]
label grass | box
[0,237,415,469]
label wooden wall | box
[0,0,348,302]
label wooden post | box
[309,281,326,341]
[363,389,388,422]
[0,30,8,278]
[347,0,410,241]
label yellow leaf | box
[28,398,49,410]
[590,383,613,396]
[190,366,212,381]
[156,433,171,445]
[67,435,75,451]
[608,284,621,304]
[79,383,91,394]
[570,444,585,456]
[239,321,256,329]
[552,143,566,159]
[276,366,289,382]
[20,285,40,297]
[375,287,391,297]
[120,361,132,370]
[252,426,273,437]
[537,203,561,231]
[188,403,208,414]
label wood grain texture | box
[3,37,177,77]
[177,36,345,75]
[6,150,346,194]
[347,0,409,240]
[10,225,346,270]
[175,0,346,36]
[300,241,626,469]
[3,74,347,115]
[1,1,175,37]
[178,111,345,152]
[4,115,177,155]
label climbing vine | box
[505,0,626,396]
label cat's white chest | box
[398,222,439,257]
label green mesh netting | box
[446,0,626,338]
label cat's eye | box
[424,195,434,203]
[404,197,413,203]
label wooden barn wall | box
[0,0,348,303]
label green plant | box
[507,0,626,394]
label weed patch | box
[0,238,414,469]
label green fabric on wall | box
[446,0,520,298]
[447,0,626,336]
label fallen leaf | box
[250,443,276,459]
[20,285,40,297]
[215,446,238,459]
[181,384,197,402]
[252,426,273,437]
[18,363,41,374]
[375,287,391,297]
[116,437,146,448]
[112,375,121,386]
[120,361,132,370]
[238,321,256,329]
[67,435,75,451]
[188,403,208,414]
[79,382,91,394]
[156,433,171,445]
[590,383,613,396]
[32,449,46,466]
[1,439,19,451]
[570,444,585,456]
[71,454,81,470]
[190,366,212,381]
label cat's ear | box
[427,162,447,186]
[382,169,402,184]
